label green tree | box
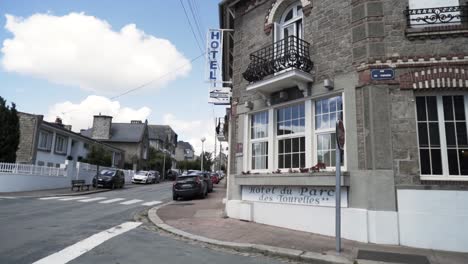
[198,151,213,171]
[0,96,20,162]
[85,145,112,167]
[148,147,172,175]
[177,159,200,171]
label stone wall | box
[16,112,41,164]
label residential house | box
[220,0,468,252]
[16,112,124,168]
[175,141,195,161]
[81,115,149,170]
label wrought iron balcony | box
[243,36,313,83]
[404,5,468,27]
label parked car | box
[149,170,161,183]
[173,171,208,200]
[210,173,220,184]
[93,169,125,189]
[166,169,179,180]
[132,170,158,184]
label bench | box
[71,180,91,191]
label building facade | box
[220,0,468,252]
[174,141,195,161]
[16,112,124,168]
[81,115,149,170]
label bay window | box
[416,95,468,179]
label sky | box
[0,0,227,155]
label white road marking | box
[58,197,90,201]
[141,201,162,206]
[119,199,143,205]
[32,221,142,264]
[77,197,107,203]
[39,197,64,200]
[0,196,16,199]
[99,198,125,204]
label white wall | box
[226,200,399,244]
[397,189,468,253]
[0,173,71,192]
[36,150,68,167]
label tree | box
[177,159,200,171]
[148,147,171,175]
[85,145,112,167]
[0,96,20,162]
[199,151,213,171]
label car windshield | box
[99,170,116,176]
[187,171,202,176]
[136,171,148,176]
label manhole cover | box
[357,250,429,264]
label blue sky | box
[0,0,226,154]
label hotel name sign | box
[242,185,348,207]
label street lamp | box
[200,137,206,171]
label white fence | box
[0,161,135,193]
[0,162,66,177]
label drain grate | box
[357,250,430,264]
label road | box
[0,182,287,264]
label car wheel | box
[173,194,178,201]
[111,183,115,189]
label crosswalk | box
[38,196,162,207]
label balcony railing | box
[243,36,313,83]
[404,5,468,27]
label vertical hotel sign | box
[206,29,222,83]
[206,29,231,105]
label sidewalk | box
[150,180,468,264]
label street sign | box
[336,120,345,150]
[371,69,395,80]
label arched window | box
[275,2,303,42]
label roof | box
[177,141,194,151]
[148,125,176,141]
[81,123,146,143]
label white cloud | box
[46,95,151,131]
[162,113,222,155]
[1,13,191,93]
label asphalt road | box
[0,182,286,264]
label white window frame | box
[243,93,347,174]
[416,92,468,181]
[274,103,306,171]
[248,111,270,172]
[38,130,53,151]
[312,93,346,171]
[54,134,68,154]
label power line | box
[61,52,205,116]
[179,0,203,53]
[187,0,205,44]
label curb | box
[148,204,353,264]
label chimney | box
[131,120,142,124]
[92,114,113,139]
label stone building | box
[16,112,124,167]
[148,125,178,155]
[220,0,468,252]
[81,115,149,170]
[174,141,195,161]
